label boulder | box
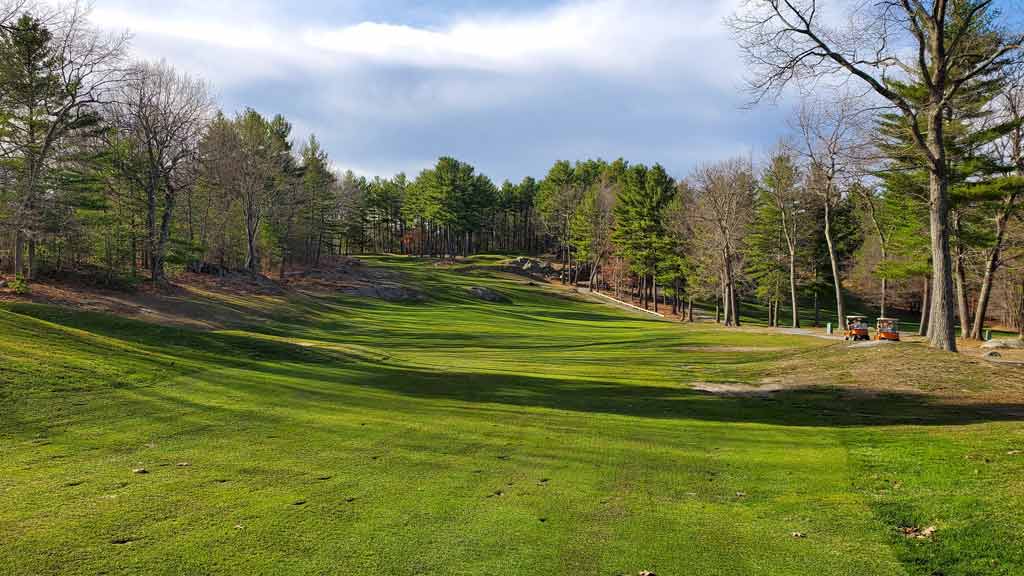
[503,257,556,277]
[348,285,427,302]
[467,286,511,303]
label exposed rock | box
[132,468,148,474]
[984,351,1003,359]
[981,339,1024,350]
[467,286,511,303]
[346,284,427,302]
[503,257,556,277]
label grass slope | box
[1,256,1022,575]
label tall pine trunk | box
[925,110,957,351]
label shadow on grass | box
[9,302,1024,430]
[257,361,1024,428]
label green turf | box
[1,256,1022,575]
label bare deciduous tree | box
[106,60,214,282]
[792,97,862,330]
[690,158,757,327]
[762,143,807,328]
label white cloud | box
[83,0,783,182]
[92,0,742,84]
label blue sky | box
[88,0,792,182]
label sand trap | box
[690,382,788,396]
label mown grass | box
[1,256,1022,575]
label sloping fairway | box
[2,257,1023,575]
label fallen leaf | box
[132,468,148,474]
[900,525,937,539]
[792,532,807,538]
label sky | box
[86,0,793,183]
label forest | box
[1,0,1022,348]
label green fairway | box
[2,257,1023,576]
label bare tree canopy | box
[105,59,215,281]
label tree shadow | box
[244,360,1024,428]
[10,302,1024,430]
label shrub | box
[10,275,30,295]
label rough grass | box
[1,256,1023,575]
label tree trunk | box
[12,230,23,276]
[722,269,732,326]
[925,111,958,351]
[970,259,996,341]
[918,276,931,337]
[728,259,741,326]
[952,212,970,338]
[1019,278,1024,340]
[880,276,887,319]
[813,289,820,327]
[969,248,1000,341]
[788,251,799,328]
[245,213,260,274]
[823,200,846,330]
[954,255,970,338]
[969,201,1013,341]
[27,237,36,281]
[653,274,658,313]
[687,295,694,322]
[152,184,180,283]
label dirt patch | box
[682,345,790,353]
[764,340,1024,405]
[848,340,900,349]
[691,382,789,396]
[284,258,427,302]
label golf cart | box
[875,317,901,341]
[844,315,870,341]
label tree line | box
[1,1,1022,345]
